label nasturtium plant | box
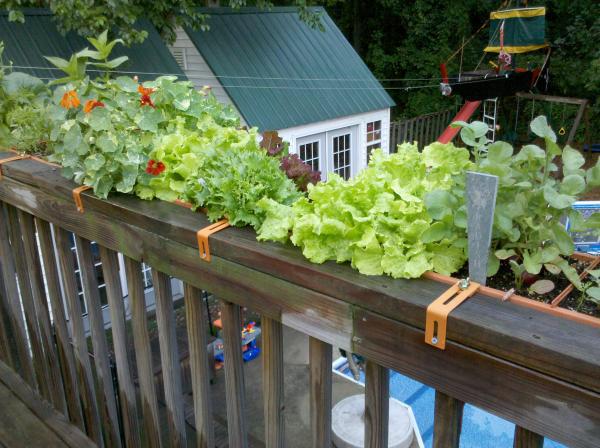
[257,143,473,279]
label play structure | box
[212,320,261,365]
[435,4,588,147]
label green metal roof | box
[185,7,395,130]
[0,9,185,82]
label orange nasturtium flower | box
[60,90,80,109]
[138,84,156,108]
[83,99,105,114]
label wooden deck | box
[0,361,96,448]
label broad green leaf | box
[487,252,500,276]
[530,115,556,142]
[421,221,451,243]
[523,249,542,274]
[136,108,164,132]
[544,263,561,275]
[495,248,516,260]
[586,287,600,302]
[543,185,574,209]
[586,163,600,187]
[550,223,574,255]
[514,144,545,162]
[554,257,582,290]
[115,76,140,93]
[84,153,106,171]
[88,107,112,131]
[560,174,585,195]
[541,246,560,263]
[529,279,555,295]
[487,141,513,163]
[424,190,457,219]
[562,146,585,174]
[96,134,118,153]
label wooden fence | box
[390,109,453,151]
[0,151,599,448]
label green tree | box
[3,0,324,44]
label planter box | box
[424,251,600,328]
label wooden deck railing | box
[390,109,454,151]
[0,151,598,448]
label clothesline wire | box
[1,64,462,82]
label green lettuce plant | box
[257,143,473,278]
[0,42,52,153]
[136,117,301,228]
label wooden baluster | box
[54,228,104,447]
[152,269,187,447]
[309,337,332,448]
[183,283,215,448]
[262,317,284,448]
[35,218,85,429]
[75,236,122,448]
[5,205,48,397]
[433,391,464,448]
[514,426,544,448]
[365,361,389,448]
[220,299,248,448]
[99,246,141,448]
[0,262,17,369]
[18,210,67,413]
[124,257,162,448]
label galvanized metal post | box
[466,171,499,285]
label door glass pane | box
[299,140,320,172]
[333,133,351,180]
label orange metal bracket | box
[72,185,93,213]
[197,219,230,262]
[0,155,30,180]
[425,279,480,349]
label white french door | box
[296,126,357,181]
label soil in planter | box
[559,289,600,317]
[456,257,589,305]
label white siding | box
[169,27,247,126]
[277,108,391,176]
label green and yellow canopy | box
[484,7,548,54]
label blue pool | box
[335,363,565,448]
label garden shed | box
[169,7,395,180]
[0,9,185,82]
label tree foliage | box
[3,0,323,44]
[323,0,599,138]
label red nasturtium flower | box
[83,99,105,114]
[60,90,80,109]
[138,84,156,108]
[146,159,165,176]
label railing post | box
[220,299,248,448]
[100,246,141,448]
[55,228,104,447]
[183,283,215,448]
[152,269,187,447]
[309,337,332,448]
[433,390,464,448]
[124,257,162,448]
[514,426,544,448]
[365,360,389,448]
[35,219,85,430]
[262,316,285,448]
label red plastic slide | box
[437,100,481,143]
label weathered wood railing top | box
[0,151,599,447]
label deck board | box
[0,360,96,448]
